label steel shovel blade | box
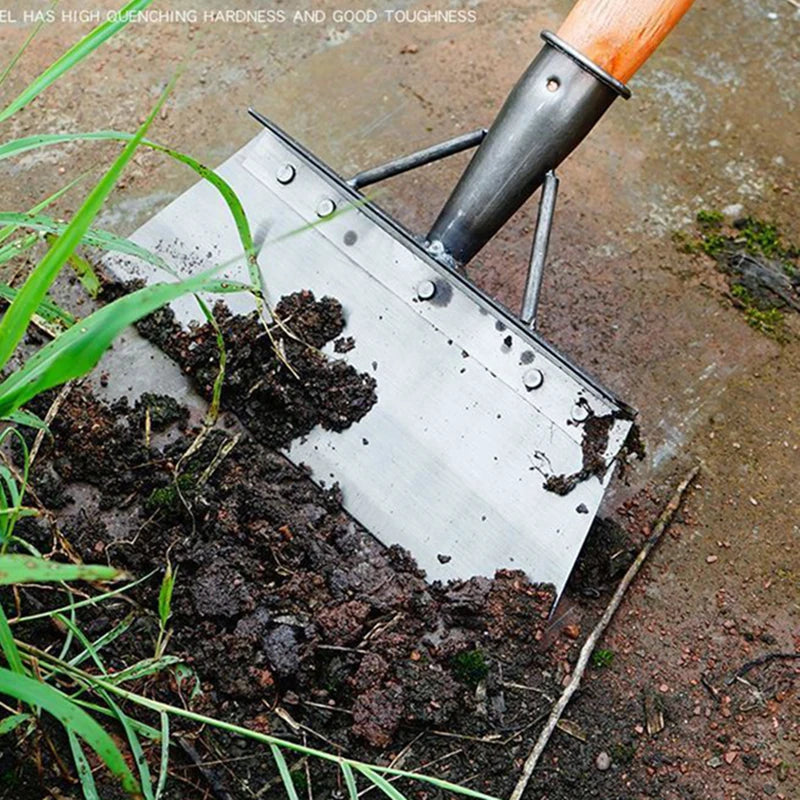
[103,116,634,596]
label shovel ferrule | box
[427,31,630,266]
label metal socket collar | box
[540,31,631,100]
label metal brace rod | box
[347,128,487,190]
[521,170,559,329]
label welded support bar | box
[347,128,488,190]
[521,170,559,328]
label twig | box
[29,383,72,467]
[725,651,800,685]
[509,464,700,800]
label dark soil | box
[1,290,698,800]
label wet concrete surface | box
[1,0,798,794]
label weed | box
[696,209,724,229]
[730,284,785,340]
[611,741,636,765]
[591,648,615,668]
[145,473,197,512]
[735,217,783,259]
[452,648,490,687]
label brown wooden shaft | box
[557,0,695,83]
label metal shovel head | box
[104,116,634,596]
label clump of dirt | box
[542,405,617,496]
[105,285,378,449]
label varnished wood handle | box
[557,0,695,84]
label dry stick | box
[509,464,700,800]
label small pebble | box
[595,751,611,771]
[707,756,723,769]
[724,751,737,765]
[563,624,581,640]
[706,555,718,563]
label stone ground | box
[1,0,798,797]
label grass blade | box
[0,668,140,795]
[0,409,48,429]
[340,762,358,799]
[65,250,101,298]
[0,0,55,89]
[0,555,120,585]
[0,173,85,247]
[0,78,171,372]
[68,728,101,800]
[157,564,175,630]
[357,765,406,800]
[270,744,300,800]
[0,0,154,122]
[0,603,25,674]
[101,690,154,800]
[106,655,180,685]
[0,232,38,266]
[0,283,76,328]
[13,569,155,624]
[0,711,30,735]
[0,211,169,269]
[0,271,249,418]
[0,132,257,279]
[68,613,134,668]
[154,712,169,800]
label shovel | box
[105,0,695,596]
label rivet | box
[523,369,544,390]
[276,164,296,185]
[416,279,436,300]
[316,198,336,218]
[571,401,590,422]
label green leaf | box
[0,711,30,735]
[0,82,170,372]
[0,603,24,675]
[0,132,258,280]
[0,174,86,247]
[357,766,406,800]
[0,0,54,89]
[0,272,249,418]
[270,744,300,800]
[340,762,359,800]
[0,211,170,269]
[157,563,176,629]
[0,668,140,795]
[68,728,102,800]
[0,282,76,330]
[15,569,155,624]
[100,689,154,800]
[0,233,38,266]
[0,555,121,585]
[1,409,50,430]
[154,712,170,800]
[68,612,134,669]
[0,0,155,122]
[106,656,180,685]
[66,250,101,298]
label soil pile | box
[133,289,378,449]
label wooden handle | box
[557,0,694,84]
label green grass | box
[730,284,786,339]
[452,648,490,688]
[0,8,499,800]
[591,648,615,668]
